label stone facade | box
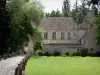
[79,27,100,53]
[40,12,95,54]
[43,44,82,54]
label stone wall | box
[14,54,32,75]
[43,44,82,54]
[81,28,100,53]
[14,40,34,75]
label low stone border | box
[14,54,32,75]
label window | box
[61,32,64,39]
[74,32,76,36]
[44,32,48,40]
[52,32,56,40]
[67,32,71,40]
[80,40,84,44]
[77,49,80,52]
[91,48,93,51]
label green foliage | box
[50,10,56,17]
[34,41,43,52]
[45,12,50,17]
[8,0,44,52]
[65,52,70,56]
[91,5,98,15]
[54,50,61,56]
[26,57,100,75]
[80,48,88,57]
[44,51,51,56]
[96,51,100,57]
[36,51,44,56]
[76,12,84,24]
[71,52,80,57]
[62,0,70,17]
[0,0,10,55]
[88,52,96,57]
[72,0,89,24]
[55,9,62,17]
[46,9,62,17]
[95,15,100,44]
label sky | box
[40,0,81,12]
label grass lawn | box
[25,56,100,75]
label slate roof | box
[40,17,78,30]
[40,12,95,30]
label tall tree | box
[45,12,50,17]
[91,5,98,15]
[89,0,100,11]
[72,0,78,22]
[81,0,88,16]
[62,0,70,17]
[95,15,100,44]
[50,10,56,17]
[55,9,62,17]
[8,0,44,53]
[72,0,89,24]
[75,0,78,13]
[0,0,10,55]
[90,1,100,45]
[46,9,62,17]
[90,0,100,5]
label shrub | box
[80,48,88,57]
[44,51,51,56]
[71,53,76,57]
[71,53,75,57]
[96,51,100,57]
[71,52,80,57]
[65,52,70,56]
[54,50,61,56]
[62,55,66,57]
[37,51,44,56]
[75,52,80,56]
[49,52,54,56]
[88,52,96,57]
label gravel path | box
[0,56,25,75]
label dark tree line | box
[0,0,10,56]
[45,0,100,24]
[90,0,100,5]
[0,0,44,57]
[46,0,89,24]
[45,0,70,17]
[62,0,70,17]
[46,9,62,17]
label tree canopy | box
[72,0,89,24]
[62,0,70,17]
[46,9,62,17]
[0,0,44,56]
[0,0,10,55]
[8,0,44,52]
